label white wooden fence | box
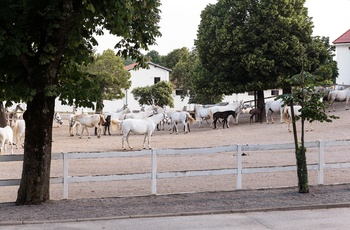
[1,139,350,200]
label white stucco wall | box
[335,43,350,85]
[53,89,281,113]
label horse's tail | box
[327,91,332,102]
[187,113,195,124]
[283,107,290,124]
[208,108,214,120]
[13,121,19,145]
[110,119,121,132]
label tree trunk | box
[0,102,7,127]
[95,98,104,114]
[16,93,55,205]
[257,90,265,122]
[296,146,309,193]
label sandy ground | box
[1,102,350,204]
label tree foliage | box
[132,81,174,108]
[0,0,161,205]
[145,50,163,65]
[59,49,131,112]
[195,0,338,193]
[195,0,336,95]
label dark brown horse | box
[213,110,236,129]
[249,106,264,124]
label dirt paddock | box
[1,102,350,203]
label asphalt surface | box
[0,184,350,229]
[2,207,350,230]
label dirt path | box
[1,102,350,223]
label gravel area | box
[1,101,350,223]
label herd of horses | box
[1,84,349,154]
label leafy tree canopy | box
[58,49,131,110]
[195,0,335,95]
[0,0,161,205]
[132,81,174,108]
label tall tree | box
[195,0,329,102]
[145,50,163,65]
[132,81,174,108]
[0,0,161,205]
[162,47,190,69]
[195,0,337,193]
[80,49,131,113]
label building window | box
[271,89,279,96]
[175,89,183,95]
[154,77,160,84]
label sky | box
[94,0,350,56]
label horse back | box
[122,119,152,135]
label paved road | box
[1,207,350,230]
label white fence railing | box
[1,139,350,200]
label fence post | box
[236,145,242,189]
[318,140,324,185]
[63,152,69,199]
[151,149,157,194]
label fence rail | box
[1,139,350,200]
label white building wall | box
[54,89,281,113]
[335,43,350,85]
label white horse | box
[265,99,285,124]
[327,87,350,111]
[114,113,166,150]
[68,114,82,136]
[194,105,211,128]
[105,108,130,133]
[283,106,313,132]
[152,106,170,130]
[71,114,106,138]
[5,104,24,126]
[169,111,195,134]
[14,119,25,149]
[53,112,63,127]
[0,126,14,155]
[123,110,154,119]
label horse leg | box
[250,114,254,124]
[142,134,147,149]
[346,97,350,110]
[306,121,313,132]
[143,133,152,149]
[266,110,270,124]
[280,109,284,123]
[94,127,98,136]
[79,126,85,139]
[122,134,126,149]
[234,114,239,125]
[288,123,291,132]
[213,118,218,129]
[184,122,188,133]
[97,125,101,138]
[271,111,275,124]
[126,132,132,149]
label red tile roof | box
[124,62,138,71]
[333,29,350,44]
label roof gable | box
[124,62,171,72]
[333,29,350,44]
